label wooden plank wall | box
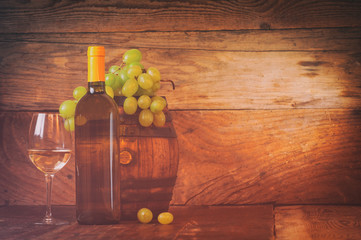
[0,0,360,206]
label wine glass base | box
[35,217,69,226]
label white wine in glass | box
[28,149,71,174]
[27,113,72,225]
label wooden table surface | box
[1,205,361,240]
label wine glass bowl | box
[27,113,72,225]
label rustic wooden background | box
[0,0,361,208]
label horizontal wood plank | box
[1,110,360,206]
[0,0,360,33]
[1,27,361,51]
[170,109,361,205]
[0,205,274,240]
[2,205,361,240]
[275,205,361,240]
[0,206,75,240]
[0,39,360,111]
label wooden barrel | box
[114,96,179,220]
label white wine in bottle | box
[75,46,120,224]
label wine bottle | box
[75,46,120,224]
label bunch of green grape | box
[59,48,167,131]
[106,49,166,127]
[125,95,167,127]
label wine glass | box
[27,113,72,225]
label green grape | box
[123,49,142,65]
[152,96,166,108]
[64,119,70,131]
[112,74,123,90]
[122,65,130,73]
[127,65,142,78]
[59,100,76,118]
[134,87,154,97]
[64,117,75,132]
[138,73,153,90]
[108,65,120,74]
[138,95,151,109]
[139,109,153,127]
[105,73,116,87]
[122,78,139,97]
[157,212,173,225]
[152,82,160,92]
[114,88,122,96]
[129,62,144,70]
[68,117,75,131]
[123,97,138,115]
[147,67,161,82]
[143,88,154,97]
[114,69,121,76]
[153,111,166,127]
[135,88,154,97]
[105,86,114,98]
[137,208,153,224]
[73,86,87,100]
[116,69,129,86]
[150,99,165,113]
[134,87,144,97]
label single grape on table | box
[158,212,174,225]
[137,208,153,224]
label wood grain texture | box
[0,0,360,33]
[2,205,361,240]
[0,0,361,210]
[1,27,361,51]
[275,205,361,240]
[171,109,361,205]
[0,112,75,206]
[0,205,274,240]
[0,40,360,111]
[1,110,360,206]
[0,206,75,240]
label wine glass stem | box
[45,173,54,221]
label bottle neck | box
[88,81,105,94]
